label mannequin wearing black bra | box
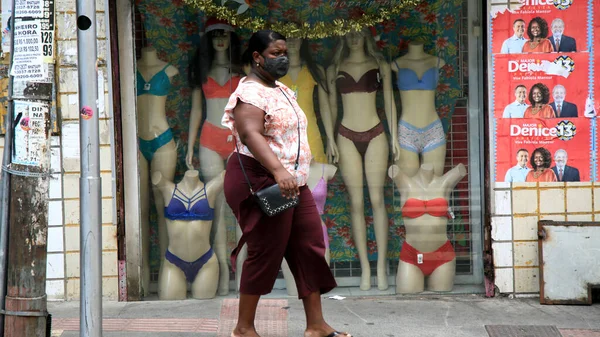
[388,163,466,294]
[326,28,400,291]
[152,170,225,300]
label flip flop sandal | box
[325,332,351,337]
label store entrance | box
[113,0,485,300]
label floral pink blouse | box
[222,77,312,186]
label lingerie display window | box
[129,0,484,296]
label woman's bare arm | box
[234,101,299,197]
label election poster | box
[493,53,588,119]
[495,118,590,183]
[492,0,587,55]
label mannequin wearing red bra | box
[186,18,243,296]
[325,28,400,291]
[388,162,467,294]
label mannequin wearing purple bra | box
[186,18,243,296]
[152,169,225,300]
[136,46,179,296]
[281,160,337,296]
[392,41,447,177]
[326,28,400,291]
[388,163,466,294]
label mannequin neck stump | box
[179,171,204,193]
[406,42,427,59]
[139,47,161,65]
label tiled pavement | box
[48,295,600,337]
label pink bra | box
[311,165,327,215]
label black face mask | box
[261,54,289,79]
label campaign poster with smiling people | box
[495,118,590,183]
[494,53,587,119]
[492,0,587,55]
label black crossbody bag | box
[235,88,301,216]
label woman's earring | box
[256,63,260,67]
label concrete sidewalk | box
[48,293,600,337]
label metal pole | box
[0,7,16,333]
[75,0,102,336]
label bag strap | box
[234,86,301,195]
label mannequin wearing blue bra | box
[136,46,179,296]
[152,169,225,300]
[392,41,447,177]
[326,29,400,291]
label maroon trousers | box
[224,153,337,298]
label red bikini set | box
[400,198,456,276]
[200,76,241,159]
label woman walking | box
[222,30,351,337]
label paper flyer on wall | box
[12,100,49,167]
[495,118,590,182]
[10,19,46,80]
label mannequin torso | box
[392,42,445,127]
[389,163,466,293]
[136,46,179,140]
[152,170,225,299]
[335,58,381,131]
[153,170,224,259]
[279,38,335,164]
[203,63,240,125]
[389,164,465,252]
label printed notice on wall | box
[40,0,54,62]
[14,0,44,18]
[12,100,49,167]
[10,19,45,80]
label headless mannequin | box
[326,30,400,291]
[152,170,225,300]
[392,41,446,176]
[136,46,179,295]
[388,163,466,293]
[186,31,240,296]
[281,160,336,296]
[279,38,338,163]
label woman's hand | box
[273,167,299,199]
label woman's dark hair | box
[530,147,552,170]
[299,39,328,93]
[189,29,242,88]
[241,30,286,67]
[527,17,549,40]
[528,83,550,105]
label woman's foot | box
[305,323,352,337]
[231,326,261,337]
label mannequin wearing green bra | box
[136,46,179,296]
